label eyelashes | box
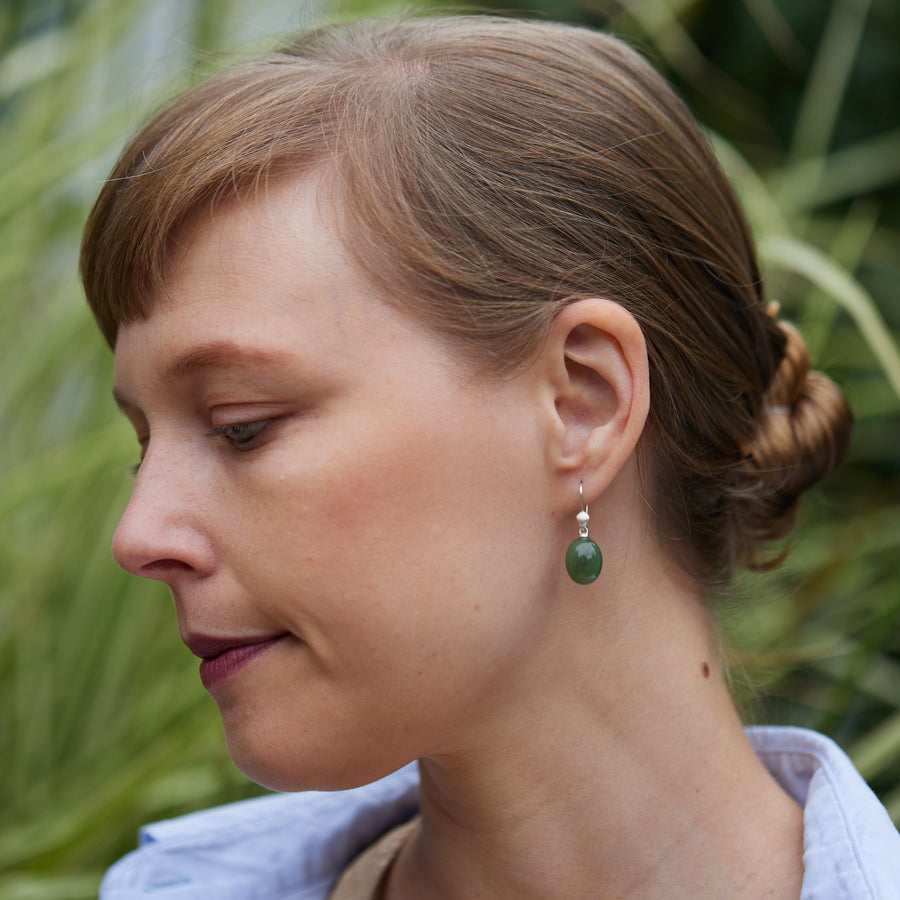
[130,419,274,475]
[131,438,149,476]
[209,419,272,448]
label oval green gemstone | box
[565,537,603,584]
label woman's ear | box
[538,298,649,498]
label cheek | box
[207,403,554,787]
[313,410,539,592]
[231,393,549,649]
[253,394,530,547]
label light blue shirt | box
[101,727,900,898]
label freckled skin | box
[111,177,555,792]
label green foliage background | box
[2,0,898,895]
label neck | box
[389,558,804,900]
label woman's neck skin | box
[388,464,804,900]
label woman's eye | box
[131,439,149,476]
[210,420,271,448]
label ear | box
[538,298,649,500]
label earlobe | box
[543,299,649,492]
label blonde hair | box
[81,15,852,587]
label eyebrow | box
[112,340,294,409]
[163,340,293,380]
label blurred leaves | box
[758,234,900,398]
[2,0,898,893]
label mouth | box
[184,633,289,689]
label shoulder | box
[747,725,900,899]
[100,764,420,900]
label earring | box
[565,483,603,584]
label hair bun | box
[735,320,853,565]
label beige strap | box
[328,818,420,900]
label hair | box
[80,15,852,589]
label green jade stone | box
[565,537,603,584]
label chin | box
[223,721,414,793]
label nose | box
[112,448,214,583]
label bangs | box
[80,58,340,346]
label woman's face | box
[111,178,556,790]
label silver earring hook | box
[577,482,589,537]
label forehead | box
[111,175,459,398]
[169,175,344,294]
[118,176,352,348]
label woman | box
[82,15,899,899]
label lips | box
[184,633,289,689]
